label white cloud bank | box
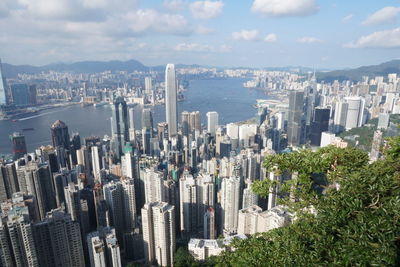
[345,27,400,48]
[251,0,318,17]
[232,30,259,41]
[362,6,400,25]
[297,36,323,44]
[189,1,224,19]
[264,33,277,42]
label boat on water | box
[93,102,108,107]
[22,128,34,131]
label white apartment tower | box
[142,202,176,267]
[220,176,240,235]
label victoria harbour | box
[0,78,266,154]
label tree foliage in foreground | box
[217,138,400,266]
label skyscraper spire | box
[0,58,7,105]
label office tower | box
[237,205,263,235]
[344,96,364,130]
[179,173,198,234]
[25,163,57,220]
[190,111,201,132]
[255,107,268,126]
[11,84,29,106]
[165,64,178,138]
[0,59,7,105]
[333,101,348,133]
[310,108,330,146]
[92,146,101,182]
[51,120,70,150]
[287,91,304,146]
[70,133,81,165]
[144,169,164,203]
[28,84,37,105]
[370,130,383,162]
[128,108,136,142]
[204,207,216,239]
[111,96,129,159]
[377,113,390,130]
[142,202,175,267]
[93,184,108,228]
[6,211,39,266]
[242,184,258,209]
[145,77,153,94]
[227,123,239,150]
[87,227,122,267]
[206,111,219,135]
[181,111,190,136]
[142,108,153,131]
[220,176,240,235]
[10,132,27,160]
[33,209,85,267]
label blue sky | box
[1,0,400,69]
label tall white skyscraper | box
[142,202,175,267]
[220,176,240,235]
[91,146,101,182]
[206,111,219,135]
[87,227,122,267]
[0,59,7,105]
[344,96,364,130]
[165,64,178,138]
[145,77,153,94]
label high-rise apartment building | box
[51,120,70,150]
[142,202,175,267]
[10,132,27,160]
[220,176,240,235]
[179,173,198,234]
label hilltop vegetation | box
[216,139,400,266]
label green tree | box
[217,140,400,266]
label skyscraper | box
[206,111,219,135]
[287,91,304,146]
[181,111,190,137]
[51,120,70,150]
[190,111,201,132]
[165,64,178,139]
[111,96,129,159]
[179,173,198,234]
[0,59,7,105]
[11,83,29,106]
[142,202,175,267]
[33,209,85,267]
[344,96,364,130]
[333,101,348,133]
[10,132,27,160]
[221,176,240,235]
[310,108,330,146]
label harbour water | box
[0,78,269,154]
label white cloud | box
[264,33,277,42]
[174,43,231,53]
[123,9,190,35]
[342,14,353,23]
[232,29,259,41]
[297,36,323,44]
[163,0,187,12]
[345,27,400,48]
[362,6,400,25]
[251,0,318,17]
[175,43,213,52]
[195,25,215,34]
[189,1,224,19]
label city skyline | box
[1,0,400,69]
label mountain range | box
[2,59,400,82]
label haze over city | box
[1,0,400,68]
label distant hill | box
[2,59,148,78]
[317,59,400,82]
